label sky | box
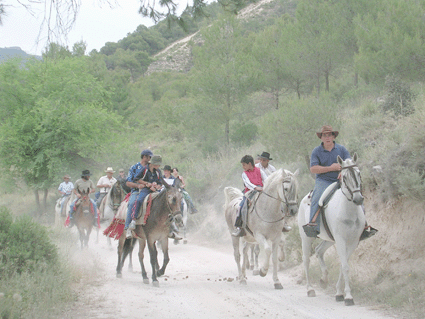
[0,0,158,56]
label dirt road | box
[64,230,396,319]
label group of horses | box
[55,178,188,286]
[224,154,367,306]
[55,154,368,305]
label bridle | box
[253,175,297,223]
[340,164,362,201]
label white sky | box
[0,0,157,56]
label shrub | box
[0,207,58,276]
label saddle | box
[135,191,161,226]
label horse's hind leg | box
[232,237,245,284]
[301,235,316,297]
[315,240,334,289]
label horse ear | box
[294,169,299,176]
[160,175,171,190]
[353,152,358,162]
[337,155,343,165]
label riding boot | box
[360,224,378,241]
[231,211,245,237]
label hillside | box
[0,47,41,62]
[145,0,297,75]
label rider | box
[231,155,268,237]
[172,167,198,214]
[58,174,74,213]
[117,168,131,193]
[302,125,377,239]
[68,170,98,227]
[123,149,153,237]
[255,151,276,177]
[162,165,176,186]
[96,167,117,208]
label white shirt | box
[255,162,276,178]
[58,181,74,195]
[97,175,117,193]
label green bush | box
[382,75,416,117]
[230,121,258,147]
[0,207,58,276]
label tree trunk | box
[43,188,48,210]
[34,190,40,208]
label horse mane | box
[263,168,285,190]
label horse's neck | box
[332,191,362,218]
[256,187,281,214]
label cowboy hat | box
[105,167,115,173]
[316,125,339,138]
[258,151,272,161]
[63,174,70,179]
[150,155,162,166]
[81,169,92,176]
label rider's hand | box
[255,186,263,192]
[330,163,341,172]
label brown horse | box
[116,179,183,286]
[74,188,95,249]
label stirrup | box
[360,226,378,241]
[302,223,319,238]
[231,227,245,237]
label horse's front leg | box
[116,237,125,278]
[272,240,283,289]
[147,239,159,286]
[157,237,170,278]
[335,241,356,306]
[138,238,149,284]
[256,233,271,278]
[231,237,244,283]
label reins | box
[340,165,362,200]
[252,176,297,223]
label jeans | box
[124,191,139,229]
[309,179,334,231]
[60,194,70,213]
[132,188,152,221]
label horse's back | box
[297,193,311,227]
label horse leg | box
[147,239,160,286]
[246,244,253,270]
[335,241,357,306]
[253,244,260,275]
[301,235,316,297]
[241,242,250,284]
[256,234,271,278]
[116,236,127,278]
[231,237,245,284]
[138,238,149,284]
[157,237,170,278]
[315,240,334,289]
[271,240,283,289]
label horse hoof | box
[319,279,328,289]
[143,278,150,284]
[344,299,355,306]
[240,279,247,285]
[274,283,283,290]
[152,281,159,287]
[336,295,344,302]
[259,269,267,277]
[307,290,316,297]
[252,269,260,276]
[116,273,122,278]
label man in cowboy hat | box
[96,167,117,208]
[68,170,98,227]
[303,125,377,239]
[255,151,276,178]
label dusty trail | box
[63,230,396,319]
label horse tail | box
[224,187,243,207]
[123,237,134,256]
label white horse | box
[224,168,299,289]
[55,192,76,227]
[174,197,189,245]
[298,153,365,306]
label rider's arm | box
[310,163,341,175]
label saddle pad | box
[318,182,338,207]
[135,191,161,225]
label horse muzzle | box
[352,192,364,205]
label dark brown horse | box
[116,179,183,286]
[74,188,95,249]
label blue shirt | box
[310,142,351,182]
[126,162,145,192]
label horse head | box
[161,176,183,218]
[280,169,299,216]
[338,153,364,205]
[110,182,123,209]
[78,188,91,214]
